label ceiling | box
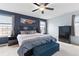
[0,3,79,19]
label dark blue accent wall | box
[13,15,41,37]
[0,9,47,44]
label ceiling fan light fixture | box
[33,3,54,14]
[39,7,45,11]
[39,5,46,11]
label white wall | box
[48,13,72,40]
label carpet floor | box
[0,42,79,56]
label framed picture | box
[21,18,35,24]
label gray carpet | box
[0,42,79,56]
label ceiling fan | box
[32,3,54,14]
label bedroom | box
[0,3,79,56]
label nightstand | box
[8,37,18,46]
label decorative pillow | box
[20,30,36,34]
[20,31,28,34]
[30,30,36,34]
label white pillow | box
[20,30,36,34]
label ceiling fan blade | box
[44,3,49,6]
[41,11,44,14]
[32,9,39,12]
[33,3,40,6]
[46,7,54,10]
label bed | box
[17,33,56,46]
[17,32,59,56]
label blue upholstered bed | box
[17,34,59,56]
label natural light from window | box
[0,15,13,37]
[75,16,79,36]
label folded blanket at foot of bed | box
[17,36,59,56]
[32,42,59,56]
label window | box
[40,21,46,34]
[75,16,79,36]
[0,14,13,37]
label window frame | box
[0,14,14,37]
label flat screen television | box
[59,26,71,39]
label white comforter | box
[17,33,50,46]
